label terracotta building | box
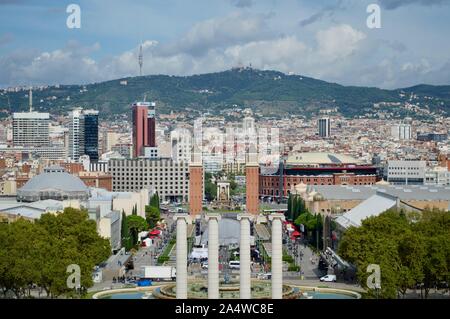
[78,171,112,191]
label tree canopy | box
[338,209,450,299]
[0,207,111,299]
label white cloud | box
[158,12,273,57]
[0,15,448,90]
[316,24,366,61]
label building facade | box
[387,160,426,185]
[83,110,99,162]
[109,158,189,202]
[318,118,331,138]
[260,153,378,198]
[132,102,156,158]
[68,109,99,162]
[391,124,412,140]
[12,112,50,147]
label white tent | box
[190,247,208,259]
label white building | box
[0,145,67,160]
[387,160,426,185]
[425,166,450,186]
[68,108,99,162]
[68,108,83,161]
[171,128,192,163]
[109,158,189,203]
[12,112,50,147]
[391,124,412,140]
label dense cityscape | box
[0,0,449,307]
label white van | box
[229,261,240,269]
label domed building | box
[17,166,90,202]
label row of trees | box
[287,194,325,250]
[0,208,111,299]
[339,209,450,299]
[120,193,162,251]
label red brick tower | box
[246,146,259,215]
[189,146,203,217]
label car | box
[320,275,337,282]
[257,273,272,280]
[229,261,240,270]
[201,262,208,269]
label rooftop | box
[286,152,363,166]
[308,184,450,201]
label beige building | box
[112,188,151,218]
[0,180,17,195]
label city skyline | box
[0,0,450,89]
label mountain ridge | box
[0,68,449,119]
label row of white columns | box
[174,212,285,300]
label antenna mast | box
[29,87,33,112]
[138,43,143,77]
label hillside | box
[0,68,449,119]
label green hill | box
[1,68,449,119]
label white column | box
[173,214,191,299]
[269,213,285,299]
[238,214,253,299]
[206,213,221,299]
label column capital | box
[268,213,285,222]
[205,213,221,222]
[237,213,254,221]
[255,214,267,224]
[173,213,192,223]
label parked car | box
[201,262,209,269]
[320,274,337,282]
[229,261,240,270]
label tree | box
[286,193,292,220]
[338,208,450,299]
[146,193,161,229]
[121,210,131,251]
[126,215,148,246]
[149,193,160,209]
[36,208,111,298]
[204,172,216,201]
[0,208,111,299]
[146,205,161,229]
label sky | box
[1,0,450,89]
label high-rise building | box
[83,110,99,162]
[68,109,83,161]
[147,102,156,147]
[12,112,50,147]
[132,102,149,157]
[132,101,157,158]
[68,109,99,162]
[171,128,192,163]
[391,124,412,140]
[318,118,331,138]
